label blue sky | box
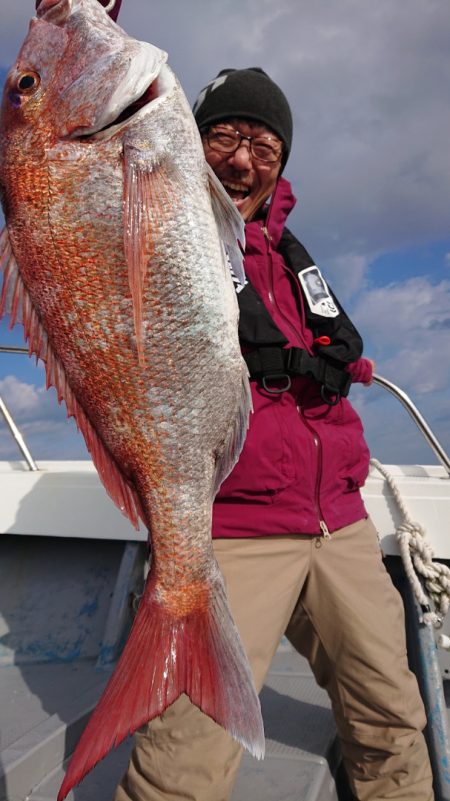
[1,0,450,465]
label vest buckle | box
[262,374,292,394]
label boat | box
[1,349,450,801]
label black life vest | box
[237,227,364,405]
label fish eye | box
[15,71,41,95]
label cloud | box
[2,1,449,273]
[0,375,88,460]
[319,253,370,302]
[353,277,450,343]
[0,374,63,423]
[427,317,450,332]
[381,346,450,395]
[0,421,86,461]
[1,374,41,416]
[352,277,450,394]
[225,0,293,56]
[351,384,448,466]
[283,1,450,264]
[1,1,450,465]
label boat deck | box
[2,460,450,800]
[0,645,345,801]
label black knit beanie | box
[193,68,293,168]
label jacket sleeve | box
[347,357,373,385]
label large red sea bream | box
[0,0,263,796]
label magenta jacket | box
[212,177,372,538]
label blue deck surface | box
[0,534,343,801]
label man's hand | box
[97,0,123,21]
[364,359,376,386]
[35,0,123,21]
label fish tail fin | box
[58,569,264,801]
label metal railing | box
[1,344,449,476]
[0,346,30,355]
[0,345,38,470]
[372,374,450,476]
[0,395,38,471]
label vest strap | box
[243,346,352,404]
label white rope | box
[104,0,116,12]
[370,458,450,628]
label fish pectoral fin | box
[123,155,182,364]
[0,225,142,529]
[58,568,264,801]
[207,163,246,286]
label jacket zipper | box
[262,225,310,350]
[261,193,330,539]
[299,407,331,539]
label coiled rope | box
[370,458,450,628]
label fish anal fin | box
[0,226,142,529]
[57,570,264,800]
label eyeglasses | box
[204,127,283,164]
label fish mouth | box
[75,62,174,142]
[111,79,159,125]
[92,78,159,135]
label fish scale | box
[0,0,264,796]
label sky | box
[1,0,450,466]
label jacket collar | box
[246,176,297,247]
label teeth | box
[223,181,250,194]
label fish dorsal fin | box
[0,226,142,529]
[207,164,246,286]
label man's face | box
[202,118,282,221]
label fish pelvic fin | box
[57,566,265,801]
[207,163,246,286]
[0,226,142,528]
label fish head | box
[0,0,170,154]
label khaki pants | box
[114,518,434,801]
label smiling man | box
[201,118,283,221]
[114,68,433,801]
[195,68,289,223]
